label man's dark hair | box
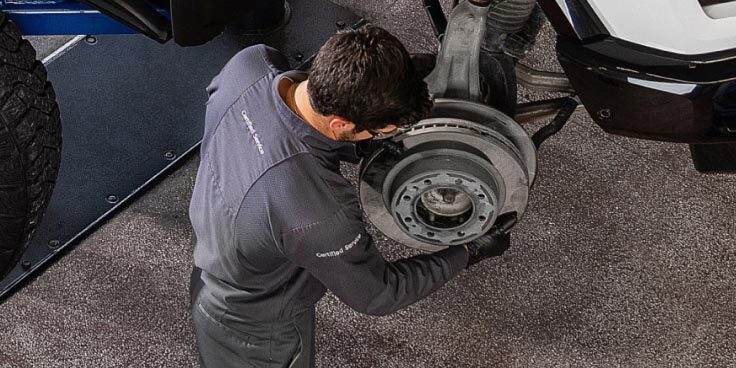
[307,26,432,131]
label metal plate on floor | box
[0,0,359,300]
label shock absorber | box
[487,0,536,34]
[483,0,541,58]
[479,0,539,114]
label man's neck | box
[289,81,336,140]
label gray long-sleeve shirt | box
[189,44,468,324]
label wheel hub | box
[359,99,536,251]
[421,188,473,217]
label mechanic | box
[188,25,511,368]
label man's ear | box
[327,116,356,134]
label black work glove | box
[465,213,517,268]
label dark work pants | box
[190,267,315,368]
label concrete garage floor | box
[3,2,736,367]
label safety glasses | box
[367,126,404,141]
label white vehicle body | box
[556,0,736,55]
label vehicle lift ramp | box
[0,0,360,299]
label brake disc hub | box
[421,188,474,218]
[359,99,536,251]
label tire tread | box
[0,16,62,278]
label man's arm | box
[281,206,469,316]
[242,156,469,316]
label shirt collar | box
[271,71,353,155]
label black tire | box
[689,143,736,173]
[0,14,62,279]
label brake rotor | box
[359,99,536,252]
